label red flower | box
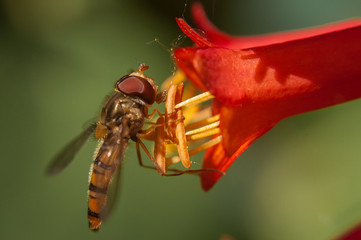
[173,3,361,191]
[335,222,361,240]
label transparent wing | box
[46,123,97,175]
[101,134,129,222]
[88,133,128,230]
[102,161,123,222]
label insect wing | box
[88,130,129,230]
[46,123,97,175]
[101,160,123,222]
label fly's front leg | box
[145,108,164,120]
[144,90,167,120]
[138,115,223,177]
[137,80,224,177]
[136,129,224,177]
[160,168,225,177]
[136,116,193,176]
[138,126,156,141]
[135,139,160,172]
[136,116,178,175]
[134,135,166,176]
[135,139,184,175]
[138,115,166,141]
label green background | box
[1,0,361,239]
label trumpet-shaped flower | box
[173,3,361,191]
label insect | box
[47,64,223,231]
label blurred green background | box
[1,0,361,239]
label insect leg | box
[160,136,224,177]
[134,136,166,176]
[135,139,159,171]
[135,138,224,176]
[136,123,203,176]
[135,139,187,174]
[138,117,165,141]
[146,107,164,119]
[159,168,224,176]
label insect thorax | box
[99,92,146,137]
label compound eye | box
[115,75,156,105]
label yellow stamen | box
[185,114,220,131]
[187,127,221,141]
[188,136,222,157]
[183,106,212,126]
[185,121,220,136]
[175,91,215,109]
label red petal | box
[175,18,213,48]
[200,103,278,190]
[174,14,361,190]
[172,47,207,91]
[175,24,361,107]
[175,3,361,190]
[201,141,229,191]
[191,2,361,49]
[335,222,361,240]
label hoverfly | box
[47,64,223,231]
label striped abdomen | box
[88,131,128,230]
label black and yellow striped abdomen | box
[88,130,129,230]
